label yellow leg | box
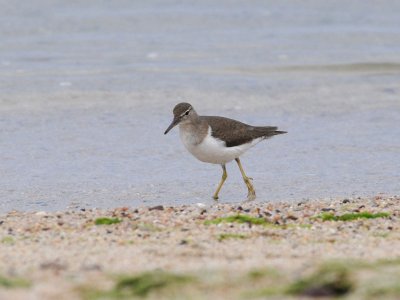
[235,158,256,200]
[213,164,227,200]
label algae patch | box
[0,276,30,288]
[115,272,192,297]
[217,233,248,242]
[94,217,122,225]
[205,214,269,226]
[87,271,193,299]
[247,268,281,280]
[1,236,15,245]
[317,212,389,222]
[287,263,353,297]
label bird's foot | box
[246,190,256,201]
[212,194,219,201]
[244,177,256,201]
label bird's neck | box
[179,115,208,145]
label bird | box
[164,102,286,200]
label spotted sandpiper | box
[164,102,286,200]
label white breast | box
[179,125,262,164]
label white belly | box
[179,126,261,164]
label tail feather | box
[253,126,287,138]
[273,130,287,135]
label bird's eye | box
[184,111,189,116]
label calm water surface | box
[0,1,399,212]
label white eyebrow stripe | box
[180,107,192,117]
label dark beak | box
[164,117,179,135]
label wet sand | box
[0,195,399,299]
[1,84,399,212]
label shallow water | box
[1,1,399,212]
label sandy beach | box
[1,195,399,299]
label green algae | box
[94,217,122,225]
[217,233,248,242]
[318,212,389,222]
[204,214,269,226]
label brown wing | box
[201,116,286,147]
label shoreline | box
[1,195,399,299]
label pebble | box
[321,208,335,212]
[149,205,164,211]
[195,203,207,208]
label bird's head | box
[164,102,195,134]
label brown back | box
[201,116,286,147]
